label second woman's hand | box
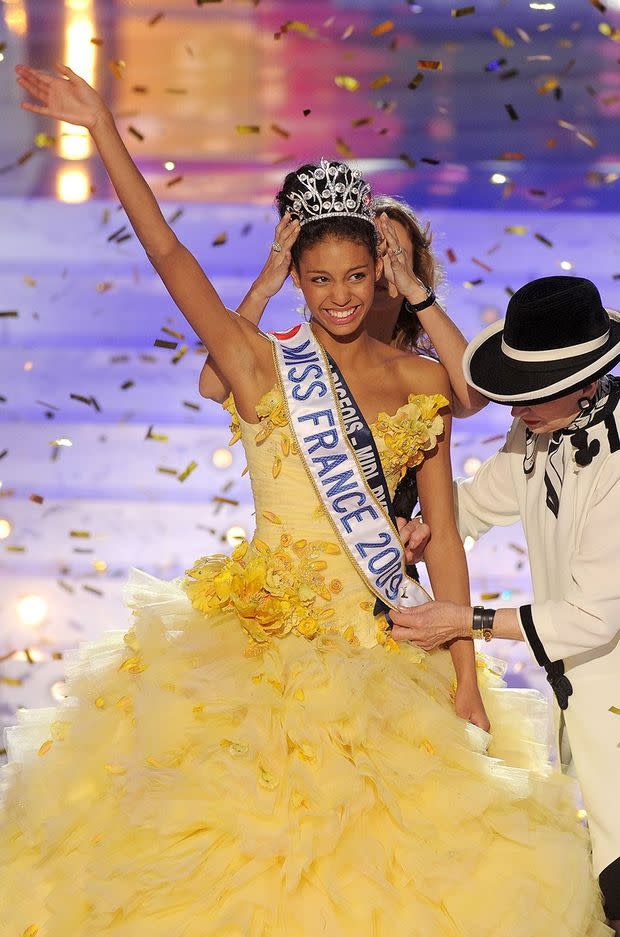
[377,212,428,303]
[250,213,300,302]
[15,63,109,130]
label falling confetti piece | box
[334,75,360,91]
[472,257,493,272]
[148,12,164,26]
[270,123,290,138]
[29,494,44,504]
[417,60,442,70]
[421,157,440,165]
[154,339,178,349]
[212,495,240,506]
[90,37,104,46]
[446,248,457,263]
[499,151,525,160]
[399,152,416,168]
[34,133,56,148]
[371,20,394,36]
[166,175,184,187]
[171,345,188,364]
[538,77,559,95]
[370,75,392,90]
[212,232,228,246]
[236,125,260,135]
[480,592,500,600]
[161,326,185,339]
[492,27,514,48]
[352,117,373,127]
[302,109,311,117]
[452,6,475,16]
[157,467,178,475]
[182,401,201,410]
[146,426,169,441]
[0,310,18,317]
[107,60,126,80]
[534,232,553,247]
[505,104,519,121]
[599,22,620,40]
[128,126,144,142]
[335,137,353,157]
[178,460,198,482]
[505,225,528,235]
[96,281,114,293]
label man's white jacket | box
[455,414,620,877]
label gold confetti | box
[212,232,228,246]
[408,73,424,90]
[516,27,531,43]
[178,460,198,482]
[371,20,394,36]
[480,592,500,600]
[492,27,514,48]
[154,339,178,349]
[34,133,56,148]
[599,22,620,40]
[352,117,373,127]
[576,131,597,147]
[157,466,178,475]
[70,530,91,538]
[270,123,290,138]
[538,77,559,95]
[335,137,353,158]
[451,6,475,16]
[107,59,126,80]
[505,225,527,234]
[608,706,620,715]
[146,426,168,441]
[171,344,188,363]
[90,37,103,46]
[417,60,442,70]
[1,675,23,686]
[334,75,360,91]
[96,281,113,293]
[370,75,391,90]
[262,511,283,525]
[236,125,260,134]
[38,740,53,757]
[23,275,37,287]
[341,25,354,39]
[83,585,103,596]
[0,310,18,317]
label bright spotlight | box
[17,595,48,627]
[490,173,508,185]
[463,456,482,476]
[225,525,246,547]
[212,448,233,469]
[0,518,12,540]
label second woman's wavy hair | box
[372,195,442,356]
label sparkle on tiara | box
[287,159,374,227]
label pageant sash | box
[270,323,429,612]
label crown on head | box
[287,159,374,227]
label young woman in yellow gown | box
[1,63,611,937]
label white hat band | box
[501,328,610,363]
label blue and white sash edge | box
[269,323,430,612]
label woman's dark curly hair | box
[371,195,442,355]
[275,162,378,268]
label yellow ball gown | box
[0,387,611,937]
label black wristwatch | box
[404,285,436,313]
[471,606,496,642]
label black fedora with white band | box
[463,276,620,405]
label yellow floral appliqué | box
[184,536,337,644]
[373,393,448,478]
[222,386,291,450]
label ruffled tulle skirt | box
[0,569,610,936]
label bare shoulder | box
[394,351,452,401]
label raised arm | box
[16,64,270,415]
[377,213,488,418]
[199,214,299,401]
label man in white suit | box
[392,276,620,930]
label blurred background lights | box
[164,161,175,171]
[225,525,246,547]
[212,447,233,469]
[559,260,573,270]
[490,173,508,185]
[0,517,12,540]
[463,456,482,476]
[16,594,49,627]
[50,680,69,702]
[56,166,91,203]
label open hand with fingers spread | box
[251,213,300,302]
[376,211,424,299]
[15,63,109,130]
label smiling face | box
[511,381,597,433]
[291,236,382,336]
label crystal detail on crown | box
[287,159,374,227]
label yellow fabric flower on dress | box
[184,537,334,645]
[374,393,448,478]
[255,385,287,445]
[222,393,242,446]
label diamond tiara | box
[287,159,374,228]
